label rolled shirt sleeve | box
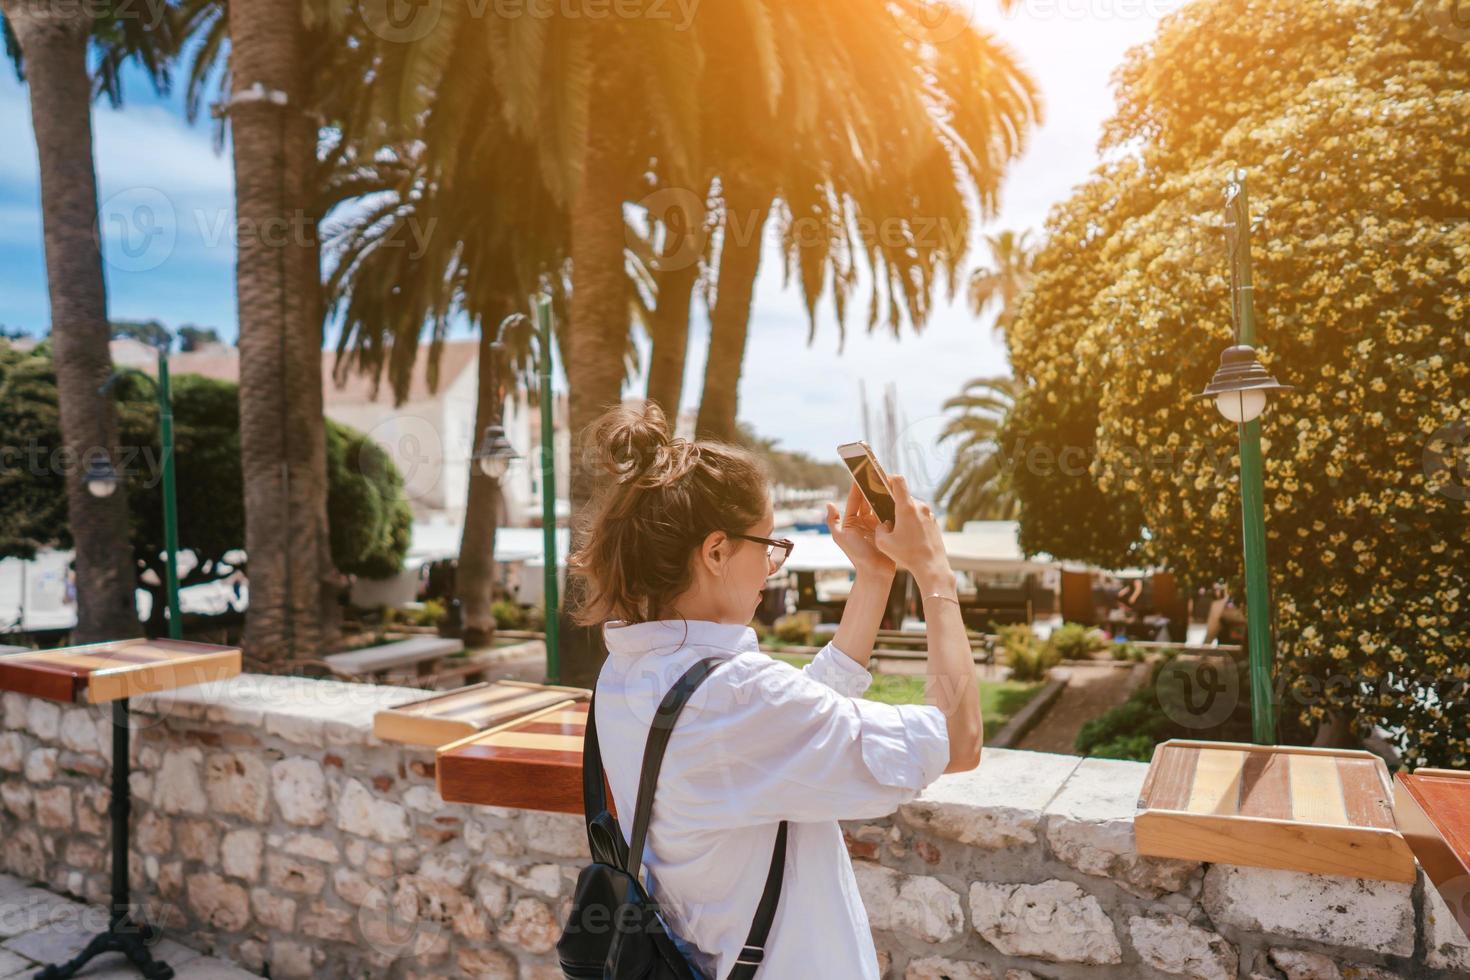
[801,640,874,697]
[676,655,952,827]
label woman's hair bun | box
[591,403,672,483]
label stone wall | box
[1,673,1467,979]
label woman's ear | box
[698,529,729,575]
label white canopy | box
[406,519,569,567]
[778,520,1054,577]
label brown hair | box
[567,402,770,626]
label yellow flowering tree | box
[1004,0,1470,765]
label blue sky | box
[0,2,1182,490]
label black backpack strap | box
[581,687,609,820]
[727,819,787,980]
[624,655,728,886]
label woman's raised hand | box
[873,474,954,592]
[827,482,896,577]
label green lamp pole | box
[157,348,183,640]
[474,294,561,683]
[1195,168,1294,745]
[533,295,561,684]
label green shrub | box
[773,616,813,646]
[491,600,525,631]
[1047,622,1108,660]
[522,604,546,632]
[1077,732,1159,763]
[999,624,1059,682]
[413,598,446,627]
[1075,658,1316,761]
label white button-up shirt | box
[595,618,951,978]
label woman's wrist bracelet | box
[921,591,961,607]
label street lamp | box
[471,296,561,682]
[1193,168,1294,745]
[97,342,184,640]
[1195,345,1294,423]
[473,423,519,480]
[83,455,120,499]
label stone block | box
[220,829,263,882]
[204,751,270,822]
[155,747,207,815]
[336,778,409,844]
[899,749,1080,850]
[969,879,1121,965]
[1129,913,1238,979]
[1201,865,1413,957]
[855,863,964,944]
[270,757,328,827]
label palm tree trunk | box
[305,214,343,652]
[645,260,698,421]
[228,0,332,664]
[561,87,637,688]
[458,319,508,646]
[3,1,139,642]
[695,183,770,443]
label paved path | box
[1015,663,1142,754]
[0,874,256,980]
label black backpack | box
[557,655,789,979]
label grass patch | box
[771,653,1042,730]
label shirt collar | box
[602,619,759,657]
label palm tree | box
[208,0,344,664]
[641,177,712,420]
[318,32,655,646]
[320,139,567,648]
[934,379,1017,528]
[935,376,1020,526]
[692,7,1042,443]
[1,0,174,641]
[967,229,1038,334]
[168,0,365,661]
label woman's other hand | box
[873,474,954,592]
[827,482,896,578]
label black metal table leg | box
[34,699,174,980]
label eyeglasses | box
[727,532,795,574]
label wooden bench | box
[323,636,465,681]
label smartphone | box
[837,441,896,526]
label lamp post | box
[1193,169,1293,745]
[93,344,183,640]
[472,294,561,683]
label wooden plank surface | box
[1395,768,1470,941]
[373,680,589,747]
[0,639,241,703]
[1136,739,1415,883]
[437,701,594,814]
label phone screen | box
[843,451,896,525]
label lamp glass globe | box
[1215,388,1267,424]
[479,455,510,480]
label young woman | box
[567,403,983,979]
